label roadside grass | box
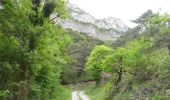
[86,86,105,100]
[59,86,72,100]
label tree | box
[61,30,104,84]
[102,38,150,99]
[86,45,113,86]
[102,47,126,85]
[132,10,154,25]
[0,0,70,99]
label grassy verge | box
[86,87,105,100]
[59,86,72,100]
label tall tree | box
[0,0,70,99]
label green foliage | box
[102,47,126,73]
[54,0,69,19]
[87,12,170,99]
[0,90,10,100]
[104,13,170,99]
[1,1,170,99]
[132,10,154,25]
[61,29,103,84]
[86,45,113,86]
[87,88,105,100]
[0,0,71,100]
[124,37,149,70]
[29,23,71,99]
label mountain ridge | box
[62,3,128,41]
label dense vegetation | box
[0,0,71,100]
[86,10,170,99]
[1,0,170,100]
[61,29,103,84]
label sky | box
[69,0,170,27]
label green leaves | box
[124,37,149,69]
[0,0,71,99]
[86,37,151,86]
[54,0,68,19]
[86,45,113,70]
[85,45,113,86]
[85,11,170,99]
[0,90,10,100]
[102,47,126,73]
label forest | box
[0,0,170,100]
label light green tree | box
[102,47,126,85]
[86,45,113,86]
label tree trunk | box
[115,69,122,86]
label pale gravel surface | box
[72,91,90,100]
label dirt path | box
[72,91,90,100]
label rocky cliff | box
[61,3,128,41]
[0,3,3,10]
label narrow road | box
[72,91,90,100]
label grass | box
[86,86,105,100]
[59,86,72,100]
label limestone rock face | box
[0,3,3,10]
[63,3,128,41]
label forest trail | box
[72,91,90,100]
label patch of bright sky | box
[69,0,170,27]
